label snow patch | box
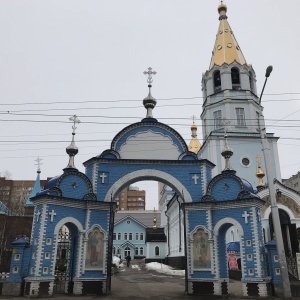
[146,262,185,276]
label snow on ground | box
[112,256,124,268]
[146,262,185,276]
[131,264,141,271]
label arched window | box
[214,70,221,93]
[113,247,116,255]
[135,247,139,255]
[140,247,144,255]
[155,246,160,256]
[231,68,241,90]
[249,72,253,91]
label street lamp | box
[258,66,291,298]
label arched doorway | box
[53,223,79,294]
[269,209,299,256]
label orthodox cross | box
[242,211,250,224]
[100,173,107,184]
[35,157,43,173]
[192,115,196,125]
[222,118,231,136]
[192,174,199,184]
[256,154,262,167]
[49,209,56,223]
[143,67,157,84]
[36,210,41,222]
[69,115,81,134]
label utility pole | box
[258,66,291,298]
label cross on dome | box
[65,115,80,170]
[69,114,81,135]
[143,67,157,85]
[143,67,157,119]
[35,157,43,174]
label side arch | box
[104,169,193,203]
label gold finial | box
[256,154,265,186]
[153,207,157,229]
[188,116,201,153]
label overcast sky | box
[1,1,300,209]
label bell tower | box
[200,2,281,187]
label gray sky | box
[1,1,300,209]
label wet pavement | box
[0,259,296,299]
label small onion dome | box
[221,144,233,160]
[256,167,265,187]
[143,85,157,118]
[218,2,227,14]
[218,2,228,20]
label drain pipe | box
[176,196,182,252]
[165,210,170,258]
[182,191,188,294]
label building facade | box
[115,186,146,211]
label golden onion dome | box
[218,2,227,14]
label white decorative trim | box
[104,169,193,203]
[54,217,84,234]
[35,203,47,276]
[263,204,295,221]
[92,163,98,194]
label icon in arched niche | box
[193,228,211,269]
[86,227,104,269]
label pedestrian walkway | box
[0,260,293,299]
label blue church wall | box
[85,159,213,203]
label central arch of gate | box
[84,120,215,204]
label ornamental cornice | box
[32,195,115,210]
[184,198,264,210]
[85,157,215,167]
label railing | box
[286,256,299,280]
[0,272,9,281]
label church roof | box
[145,228,166,243]
[209,2,247,70]
[25,173,41,207]
[114,211,161,228]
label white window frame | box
[236,108,246,127]
[213,110,222,129]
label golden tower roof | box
[256,154,265,187]
[188,116,201,153]
[209,2,247,70]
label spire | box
[188,115,201,153]
[25,157,42,207]
[153,207,157,229]
[221,119,234,172]
[65,115,80,170]
[209,2,247,70]
[256,154,265,187]
[143,67,157,119]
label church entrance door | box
[53,224,77,294]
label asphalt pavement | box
[0,260,298,299]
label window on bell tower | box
[249,72,254,92]
[236,108,246,127]
[213,110,222,129]
[213,71,221,93]
[231,68,241,90]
